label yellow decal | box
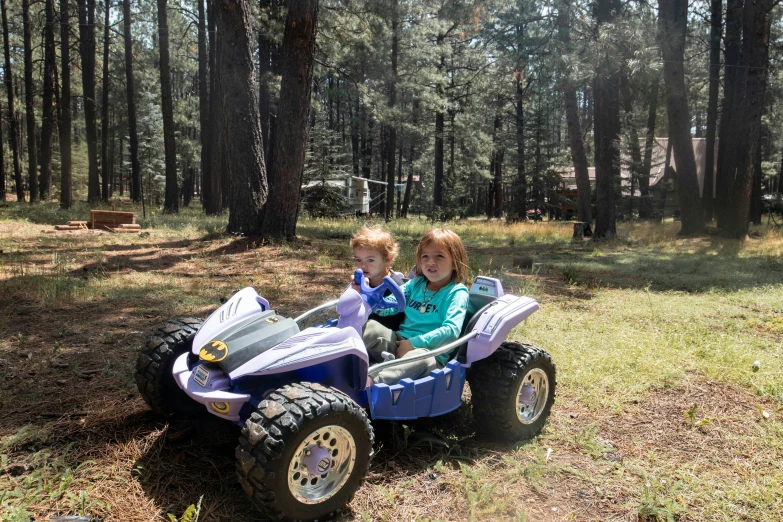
[266,317,280,324]
[199,340,229,362]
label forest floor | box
[1,202,782,522]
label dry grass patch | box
[2,207,782,521]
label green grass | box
[1,203,782,520]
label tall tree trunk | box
[658,0,704,235]
[362,111,372,179]
[620,72,643,220]
[59,0,72,208]
[492,97,504,217]
[750,133,762,223]
[349,91,360,175]
[401,98,417,218]
[260,0,318,239]
[433,52,445,209]
[715,0,743,228]
[258,0,271,162]
[157,0,178,213]
[197,0,211,209]
[100,0,110,201]
[39,0,56,201]
[559,0,591,224]
[122,0,141,201]
[592,0,621,239]
[514,23,527,219]
[0,96,4,198]
[2,0,22,201]
[216,0,267,235]
[205,0,223,214]
[723,0,773,237]
[640,76,659,219]
[22,0,37,201]
[703,0,721,222]
[385,0,398,222]
[77,0,99,203]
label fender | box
[464,295,539,365]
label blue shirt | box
[390,276,469,366]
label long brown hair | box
[414,228,468,284]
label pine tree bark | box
[559,0,591,224]
[640,75,659,219]
[750,134,762,223]
[205,0,223,214]
[434,52,445,209]
[122,0,141,202]
[621,72,642,220]
[492,97,504,217]
[723,0,773,237]
[22,0,37,201]
[197,0,210,209]
[258,0,271,160]
[658,0,704,235]
[0,97,4,199]
[157,0,178,213]
[215,0,267,235]
[39,0,56,201]
[77,0,99,203]
[703,0,721,221]
[1,0,22,201]
[101,0,110,201]
[59,0,72,208]
[385,0,398,222]
[592,0,620,239]
[715,0,743,228]
[260,0,318,239]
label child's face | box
[418,242,453,288]
[353,247,388,287]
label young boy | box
[350,225,400,290]
[350,226,405,334]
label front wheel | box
[236,382,374,521]
[468,342,556,441]
[135,317,203,415]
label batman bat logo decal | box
[199,340,229,362]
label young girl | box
[364,228,469,385]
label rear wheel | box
[468,342,556,441]
[236,382,374,521]
[135,317,203,415]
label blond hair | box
[414,228,468,284]
[350,226,399,266]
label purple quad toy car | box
[135,270,556,521]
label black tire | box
[135,317,204,415]
[236,382,374,522]
[468,341,556,441]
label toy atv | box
[135,270,556,521]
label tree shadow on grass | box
[498,241,782,294]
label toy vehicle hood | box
[193,287,271,355]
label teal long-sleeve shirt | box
[381,276,469,366]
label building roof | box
[555,138,718,197]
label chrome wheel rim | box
[516,368,549,424]
[288,425,356,504]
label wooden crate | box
[89,210,136,230]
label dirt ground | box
[1,224,780,521]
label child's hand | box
[350,274,361,293]
[396,339,414,358]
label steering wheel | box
[354,269,406,313]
